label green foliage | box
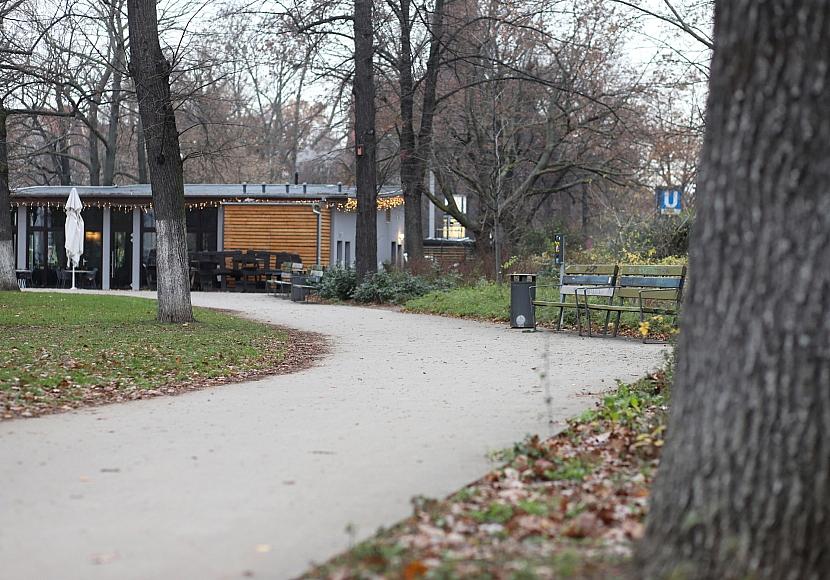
[543,457,593,482]
[404,280,644,330]
[517,500,549,516]
[576,373,671,436]
[470,502,514,524]
[405,279,511,319]
[318,267,358,300]
[353,271,455,304]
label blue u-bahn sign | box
[657,187,682,215]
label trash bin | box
[290,275,310,302]
[510,273,537,328]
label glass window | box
[441,195,467,239]
[185,207,218,252]
[29,207,45,228]
[142,210,156,229]
[142,232,157,263]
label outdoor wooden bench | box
[532,265,618,334]
[576,264,686,339]
[268,262,304,298]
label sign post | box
[657,187,683,215]
[553,233,565,282]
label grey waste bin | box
[510,273,537,328]
[290,275,311,302]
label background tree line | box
[1,0,708,270]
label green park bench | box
[532,264,618,334]
[576,264,686,339]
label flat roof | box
[12,183,403,199]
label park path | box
[0,291,664,580]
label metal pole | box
[312,203,322,265]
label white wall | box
[330,205,405,270]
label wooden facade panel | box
[424,244,472,268]
[223,204,331,265]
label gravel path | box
[0,291,665,579]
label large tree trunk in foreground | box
[640,2,830,578]
[0,108,19,291]
[127,0,192,323]
[353,0,377,280]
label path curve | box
[0,291,665,579]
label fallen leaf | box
[403,560,428,579]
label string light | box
[11,195,405,213]
[331,195,404,212]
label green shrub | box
[318,267,358,300]
[353,271,441,304]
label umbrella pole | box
[71,264,76,290]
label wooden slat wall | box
[424,245,472,267]
[223,204,331,265]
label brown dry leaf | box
[403,560,428,579]
[622,519,645,540]
[563,512,602,539]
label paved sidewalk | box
[0,291,665,579]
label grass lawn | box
[1,292,290,419]
[403,281,678,338]
[302,371,672,579]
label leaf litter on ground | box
[302,371,671,579]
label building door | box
[27,207,66,287]
[110,210,133,289]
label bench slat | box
[565,264,616,275]
[618,265,685,276]
[615,288,680,300]
[560,285,615,297]
[619,276,683,288]
[562,274,614,285]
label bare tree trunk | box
[103,1,125,186]
[102,64,123,185]
[127,0,192,323]
[136,111,148,183]
[55,92,72,185]
[87,101,101,185]
[641,2,830,578]
[0,107,19,291]
[400,0,445,262]
[353,0,377,280]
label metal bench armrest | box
[575,285,616,308]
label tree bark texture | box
[103,63,123,186]
[127,0,192,323]
[137,112,149,183]
[0,108,19,291]
[87,101,101,186]
[353,0,378,280]
[641,2,830,579]
[400,0,445,262]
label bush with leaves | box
[353,271,453,304]
[317,267,358,300]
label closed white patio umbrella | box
[64,187,85,290]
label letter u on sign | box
[657,188,682,214]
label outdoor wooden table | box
[235,255,266,292]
